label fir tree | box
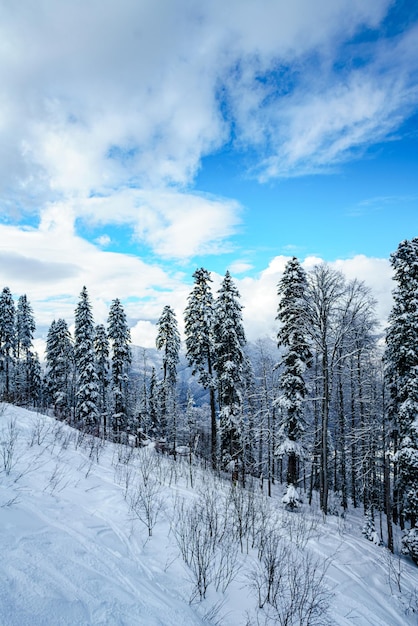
[276,257,311,501]
[74,287,99,432]
[385,238,418,563]
[15,294,36,404]
[0,287,16,401]
[107,298,131,442]
[26,351,42,408]
[184,268,218,469]
[94,324,110,438]
[15,295,35,360]
[213,271,247,471]
[156,305,180,448]
[45,318,74,418]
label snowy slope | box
[1,404,418,626]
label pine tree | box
[0,287,16,401]
[26,351,42,408]
[156,305,180,450]
[16,295,35,359]
[45,318,74,418]
[276,257,311,504]
[385,238,418,563]
[107,298,131,442]
[15,294,36,404]
[184,268,218,469]
[74,287,99,433]
[213,271,247,471]
[94,324,110,438]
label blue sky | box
[0,0,417,347]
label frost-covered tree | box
[15,295,35,360]
[45,318,74,418]
[305,265,376,515]
[107,298,131,442]
[385,238,418,563]
[74,287,99,432]
[15,294,36,404]
[156,305,180,447]
[184,268,218,469]
[148,366,160,438]
[0,287,16,400]
[276,257,311,504]
[213,271,247,470]
[94,324,110,438]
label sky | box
[0,0,417,350]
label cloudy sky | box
[0,0,417,349]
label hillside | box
[1,404,417,625]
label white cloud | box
[130,320,157,349]
[228,260,254,274]
[236,254,393,342]
[0,1,407,351]
[0,218,178,329]
[74,188,241,259]
[0,0,406,205]
[332,255,393,329]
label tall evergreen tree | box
[45,318,74,418]
[74,287,99,432]
[0,287,16,400]
[107,298,131,442]
[156,305,180,448]
[15,295,35,360]
[385,238,418,563]
[276,257,311,504]
[15,294,36,404]
[184,268,218,469]
[213,271,247,470]
[94,324,110,438]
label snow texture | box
[1,404,418,625]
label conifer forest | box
[1,237,418,569]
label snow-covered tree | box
[0,287,16,400]
[213,271,248,470]
[276,257,311,505]
[184,268,218,469]
[107,298,131,442]
[15,294,36,404]
[74,287,99,432]
[15,295,35,360]
[385,238,418,563]
[156,305,180,447]
[148,366,160,438]
[45,318,74,418]
[94,324,110,438]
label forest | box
[1,237,418,568]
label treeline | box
[1,239,418,564]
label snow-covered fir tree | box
[15,294,37,404]
[385,238,418,564]
[15,294,35,361]
[213,271,248,471]
[184,268,218,469]
[74,287,99,433]
[45,318,74,418]
[107,298,131,442]
[94,324,110,437]
[156,305,180,448]
[0,286,16,401]
[276,257,311,507]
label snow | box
[1,403,418,625]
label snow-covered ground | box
[1,404,417,625]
